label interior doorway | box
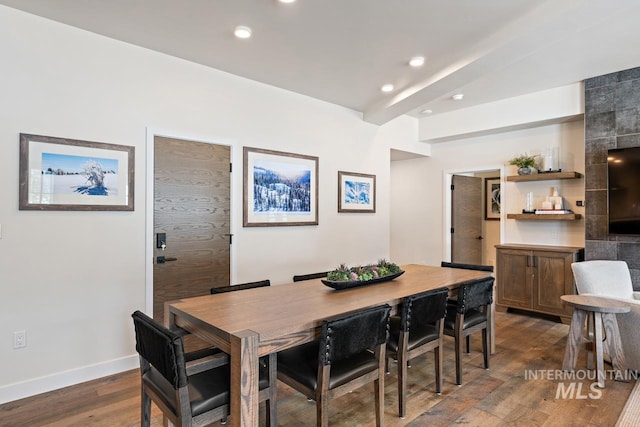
[445,168,503,269]
[145,130,232,324]
[451,175,483,264]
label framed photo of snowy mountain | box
[243,147,318,227]
[19,133,134,211]
[338,171,376,213]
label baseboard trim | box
[0,354,139,404]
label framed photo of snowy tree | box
[19,134,134,211]
[338,171,376,213]
[243,147,318,227]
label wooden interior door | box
[451,175,482,264]
[153,136,230,323]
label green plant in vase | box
[508,153,539,175]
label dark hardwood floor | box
[0,310,635,426]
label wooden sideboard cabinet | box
[496,244,584,321]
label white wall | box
[0,6,423,402]
[391,120,585,266]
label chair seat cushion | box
[278,340,379,391]
[144,362,269,417]
[443,309,487,331]
[386,316,439,354]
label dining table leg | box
[230,330,260,427]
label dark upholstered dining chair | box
[386,288,448,418]
[292,272,328,282]
[443,277,494,385]
[210,279,271,293]
[132,310,276,427]
[440,261,494,320]
[277,304,391,427]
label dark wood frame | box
[337,171,376,213]
[19,133,134,211]
[243,147,318,227]
[484,177,500,220]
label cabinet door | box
[497,249,533,309]
[532,250,574,317]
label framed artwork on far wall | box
[19,133,135,211]
[338,171,376,213]
[243,147,319,227]
[485,177,500,220]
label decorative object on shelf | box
[523,191,535,214]
[337,171,376,213]
[540,147,561,173]
[538,187,564,213]
[485,177,500,220]
[243,147,318,227]
[508,153,539,175]
[19,133,135,211]
[322,259,404,290]
[550,187,563,210]
[535,209,573,215]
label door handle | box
[476,236,483,240]
[157,256,177,264]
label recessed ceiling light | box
[409,56,425,67]
[420,109,433,115]
[278,0,296,3]
[234,26,252,39]
[452,93,464,101]
[381,84,394,93]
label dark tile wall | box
[585,67,640,290]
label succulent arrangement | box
[326,259,401,282]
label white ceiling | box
[2,0,640,125]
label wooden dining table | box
[165,263,492,427]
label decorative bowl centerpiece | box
[321,259,404,290]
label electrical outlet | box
[13,331,26,349]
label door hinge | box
[229,163,232,173]
[450,184,455,190]
[450,227,454,234]
[229,234,233,245]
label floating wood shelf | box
[507,213,582,221]
[506,171,582,182]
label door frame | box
[443,165,506,263]
[145,127,236,316]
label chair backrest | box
[441,261,494,273]
[456,277,494,314]
[132,310,187,389]
[571,260,634,299]
[319,304,391,365]
[292,272,328,282]
[400,288,448,332]
[211,279,271,294]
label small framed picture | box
[19,133,134,211]
[243,147,319,227]
[338,171,376,213]
[485,177,500,220]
